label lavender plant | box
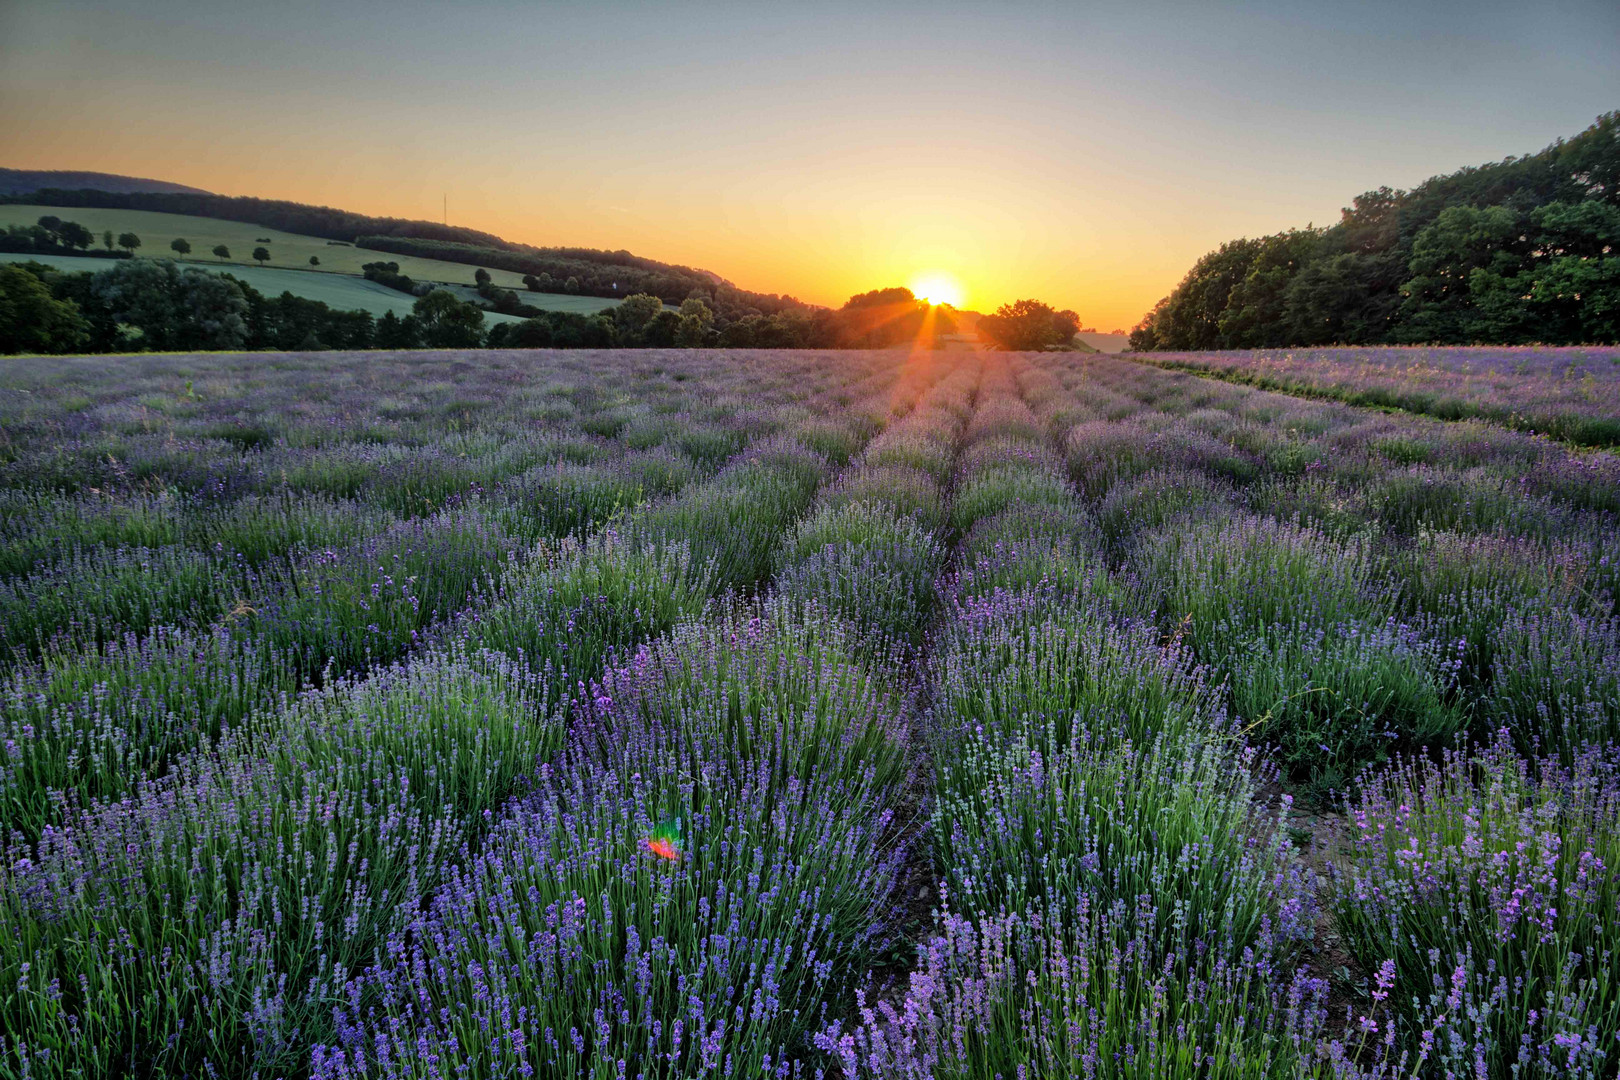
[311,608,911,1079]
[1329,735,1620,1077]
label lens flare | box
[644,818,683,861]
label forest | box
[1130,112,1620,349]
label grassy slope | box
[0,204,623,317]
[0,252,549,323]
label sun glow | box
[909,272,965,308]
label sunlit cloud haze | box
[2,0,1616,328]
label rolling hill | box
[1,204,552,292]
[0,251,565,323]
[0,169,209,196]
[0,205,630,321]
[1,184,806,313]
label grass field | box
[1,204,628,317]
[0,346,1616,1078]
[0,251,540,322]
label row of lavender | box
[0,349,912,1075]
[0,350,898,840]
[0,349,891,586]
[304,354,983,1076]
[1132,345,1620,448]
[985,353,1616,1077]
[1048,353,1618,782]
[818,357,1316,1075]
[817,352,1620,1077]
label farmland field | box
[1136,345,1620,447]
[0,252,544,323]
[1,346,1617,1078]
[0,205,632,318]
[0,204,546,288]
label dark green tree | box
[474,268,492,287]
[309,255,320,267]
[977,299,1077,350]
[170,238,191,256]
[1397,205,1528,343]
[102,230,114,251]
[252,246,271,265]
[493,316,553,348]
[88,260,249,351]
[375,309,420,349]
[411,289,485,348]
[642,308,681,347]
[117,232,141,254]
[57,222,94,251]
[675,296,714,347]
[0,264,91,354]
[1217,230,1323,347]
[612,292,664,343]
[212,244,230,261]
[1280,251,1404,344]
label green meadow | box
[0,205,628,318]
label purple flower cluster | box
[1330,734,1620,1076]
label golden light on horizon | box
[908,272,965,309]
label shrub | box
[0,626,303,839]
[820,464,947,531]
[1094,466,1234,555]
[817,892,1328,1080]
[0,648,548,1075]
[249,507,518,677]
[1226,618,1464,792]
[951,461,1072,533]
[1139,513,1386,652]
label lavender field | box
[1,347,1617,1078]
[1136,346,1620,448]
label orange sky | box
[2,2,1615,329]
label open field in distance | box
[0,251,546,322]
[0,203,617,297]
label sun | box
[909,272,965,308]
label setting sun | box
[908,272,964,309]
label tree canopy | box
[977,299,1080,350]
[1130,112,1620,348]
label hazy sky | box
[2,1,1616,328]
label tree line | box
[1129,111,1620,350]
[0,259,975,355]
[354,234,809,317]
[1,215,135,259]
